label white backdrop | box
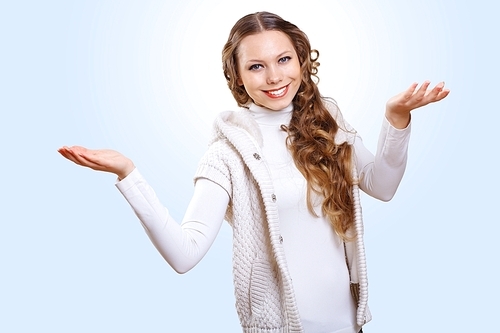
[1,0,498,332]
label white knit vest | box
[194,100,371,332]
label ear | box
[236,77,243,86]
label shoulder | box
[213,109,263,148]
[194,139,241,199]
[199,138,241,170]
[322,97,340,114]
[322,97,346,125]
[321,97,358,144]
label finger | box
[58,146,107,172]
[402,82,419,100]
[435,88,450,101]
[58,147,82,164]
[427,83,449,104]
[63,147,101,169]
[67,145,90,155]
[429,81,445,95]
[414,81,431,99]
[57,147,70,158]
[59,151,79,165]
[77,150,106,168]
[420,82,443,103]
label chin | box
[265,99,293,111]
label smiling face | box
[236,30,301,111]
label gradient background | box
[1,0,497,332]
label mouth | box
[264,84,289,99]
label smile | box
[264,84,289,98]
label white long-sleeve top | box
[116,102,411,332]
[250,103,358,333]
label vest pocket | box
[249,258,274,318]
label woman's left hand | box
[386,81,450,129]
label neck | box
[248,102,294,126]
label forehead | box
[237,30,295,61]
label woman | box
[59,11,449,333]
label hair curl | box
[222,12,355,240]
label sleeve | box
[115,168,229,274]
[353,117,412,201]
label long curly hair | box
[222,12,355,240]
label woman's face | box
[236,30,301,111]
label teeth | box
[268,86,286,96]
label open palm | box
[386,81,450,128]
[58,146,135,180]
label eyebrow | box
[244,50,293,64]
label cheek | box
[237,73,255,90]
[284,61,301,81]
[235,63,245,86]
[294,61,302,78]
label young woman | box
[59,11,449,333]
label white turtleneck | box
[248,103,358,333]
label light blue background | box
[1,0,498,332]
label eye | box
[278,56,291,64]
[249,64,263,71]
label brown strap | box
[344,241,360,307]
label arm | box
[354,119,410,201]
[354,81,450,200]
[117,170,229,274]
[58,146,229,273]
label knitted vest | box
[194,100,371,332]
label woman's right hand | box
[58,146,135,180]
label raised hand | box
[58,146,135,180]
[386,81,450,129]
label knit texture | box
[194,100,370,332]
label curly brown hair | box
[222,12,355,240]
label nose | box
[266,66,282,85]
